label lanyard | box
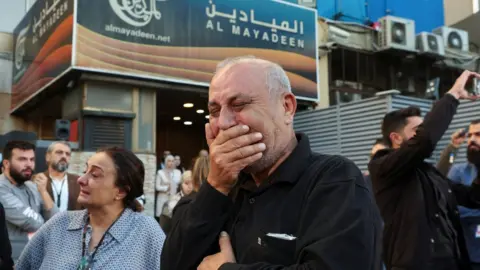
[52,177,66,208]
[78,209,125,269]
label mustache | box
[22,167,33,172]
[468,142,480,149]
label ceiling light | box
[173,116,181,121]
[183,103,194,108]
[184,121,192,125]
[205,115,210,119]
[196,109,204,114]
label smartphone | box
[474,77,480,96]
[467,75,480,96]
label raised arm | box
[371,71,479,184]
[437,129,466,176]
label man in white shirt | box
[37,141,81,211]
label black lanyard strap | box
[81,209,126,261]
[52,177,66,208]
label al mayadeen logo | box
[109,0,162,27]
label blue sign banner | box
[74,0,319,101]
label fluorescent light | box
[173,116,181,121]
[474,0,479,13]
[196,109,204,114]
[205,115,210,119]
[184,121,192,125]
[183,103,194,108]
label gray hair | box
[215,55,292,96]
[47,141,71,154]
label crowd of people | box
[0,56,480,270]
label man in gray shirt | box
[0,141,58,261]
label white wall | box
[0,0,28,33]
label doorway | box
[156,88,209,170]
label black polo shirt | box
[161,133,383,270]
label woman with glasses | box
[16,147,165,269]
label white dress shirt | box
[51,175,69,212]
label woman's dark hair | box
[98,147,145,212]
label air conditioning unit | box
[433,26,469,52]
[377,16,416,52]
[416,32,445,57]
[297,0,316,8]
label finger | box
[471,72,480,79]
[230,152,263,171]
[222,142,266,163]
[219,231,234,255]
[215,125,250,146]
[220,132,263,154]
[456,70,472,88]
[205,123,215,147]
[465,95,479,101]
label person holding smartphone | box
[369,70,480,270]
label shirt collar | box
[67,208,134,242]
[237,133,312,188]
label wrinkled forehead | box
[209,63,267,102]
[88,152,115,171]
[52,143,71,153]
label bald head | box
[214,56,291,97]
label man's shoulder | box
[306,153,363,183]
[0,175,10,190]
[67,173,80,180]
[368,148,394,168]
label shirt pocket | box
[259,234,297,265]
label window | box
[85,82,133,111]
[137,90,155,152]
[474,0,479,13]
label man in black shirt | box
[161,56,383,270]
[369,70,480,270]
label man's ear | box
[389,132,403,147]
[283,93,297,125]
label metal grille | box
[338,97,388,171]
[294,94,439,172]
[90,118,126,149]
[294,106,340,155]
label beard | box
[10,166,33,185]
[51,160,69,173]
[467,144,480,166]
[243,128,286,174]
[243,148,278,174]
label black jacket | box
[369,94,480,270]
[162,133,383,270]
[0,202,13,270]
